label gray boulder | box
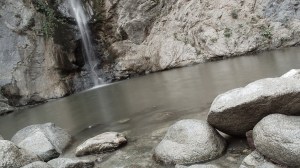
[240,151,282,168]
[75,132,127,156]
[22,161,53,168]
[253,114,300,167]
[154,119,226,165]
[207,76,300,136]
[0,140,40,168]
[47,158,94,168]
[12,123,71,161]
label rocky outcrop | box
[94,0,300,79]
[0,140,40,167]
[75,132,127,157]
[253,114,300,167]
[11,123,71,161]
[22,161,53,168]
[2,0,300,105]
[154,119,226,165]
[47,158,94,168]
[0,0,95,107]
[207,75,300,136]
[240,151,281,168]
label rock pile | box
[0,122,127,168]
[154,69,300,167]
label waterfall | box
[70,0,99,86]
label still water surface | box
[0,47,300,167]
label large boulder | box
[11,123,71,161]
[75,132,127,156]
[207,75,300,136]
[240,151,282,168]
[154,119,226,165]
[0,140,40,168]
[22,161,53,168]
[47,158,94,168]
[253,114,300,167]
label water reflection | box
[0,47,300,139]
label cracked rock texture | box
[253,114,300,167]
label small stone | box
[0,140,40,168]
[253,114,300,167]
[22,161,53,168]
[240,150,281,168]
[154,119,226,165]
[47,158,94,168]
[75,132,127,156]
[176,164,221,168]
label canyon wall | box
[1,0,300,110]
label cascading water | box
[70,0,99,86]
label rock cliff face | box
[95,0,300,79]
[0,0,94,106]
[1,0,300,106]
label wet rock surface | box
[47,158,94,168]
[11,123,71,161]
[22,161,53,168]
[253,114,300,167]
[240,151,282,168]
[0,140,40,168]
[75,132,127,156]
[154,119,226,165]
[207,76,300,136]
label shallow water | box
[1,47,300,167]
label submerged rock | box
[0,140,40,168]
[47,158,94,168]
[154,119,226,165]
[240,151,281,168]
[75,132,127,156]
[207,76,300,136]
[253,114,300,167]
[11,123,71,161]
[22,161,53,168]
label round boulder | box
[154,119,226,165]
[11,123,71,161]
[253,114,300,167]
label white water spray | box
[70,0,99,86]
